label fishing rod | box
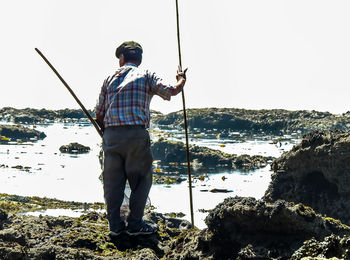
[175,0,194,227]
[35,48,103,138]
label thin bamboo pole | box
[175,0,194,228]
[35,48,103,138]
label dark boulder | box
[59,142,91,154]
[165,197,350,259]
[264,129,350,226]
[151,139,272,171]
[0,124,46,141]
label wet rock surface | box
[0,194,192,260]
[1,168,350,259]
[165,197,350,259]
[59,142,91,154]
[152,108,350,134]
[0,193,104,214]
[264,129,350,226]
[0,124,46,141]
[151,139,273,172]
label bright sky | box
[1,0,350,114]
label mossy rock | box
[152,107,350,134]
[0,124,46,141]
[59,142,91,154]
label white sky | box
[1,0,350,114]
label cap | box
[115,41,143,59]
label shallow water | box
[0,121,300,228]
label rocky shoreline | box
[1,107,350,135]
[0,107,90,124]
[2,106,350,258]
[1,130,350,258]
[1,192,350,259]
[152,107,350,134]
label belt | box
[107,125,145,129]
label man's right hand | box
[176,66,188,81]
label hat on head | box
[115,41,143,59]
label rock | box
[59,142,91,154]
[166,197,350,259]
[3,107,350,134]
[0,228,26,246]
[291,234,350,259]
[209,188,232,193]
[0,209,7,230]
[151,139,273,172]
[0,193,105,214]
[0,124,46,141]
[152,108,350,134]
[131,248,159,260]
[144,210,192,231]
[152,175,186,184]
[264,130,350,226]
[164,229,209,260]
[0,193,192,259]
[0,211,188,259]
[0,193,350,259]
[0,209,7,222]
[0,107,93,123]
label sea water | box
[0,122,300,228]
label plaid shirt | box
[95,63,182,128]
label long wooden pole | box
[175,0,194,227]
[35,48,103,138]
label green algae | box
[0,193,105,214]
[295,203,316,221]
[322,217,350,230]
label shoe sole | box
[109,230,124,236]
[125,230,156,236]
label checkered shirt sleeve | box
[148,72,183,101]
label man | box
[94,41,187,236]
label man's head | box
[116,41,143,66]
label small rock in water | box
[59,142,90,154]
[210,188,232,193]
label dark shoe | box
[109,222,126,237]
[109,228,125,236]
[126,221,158,236]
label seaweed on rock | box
[264,129,350,226]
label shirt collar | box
[124,62,138,67]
